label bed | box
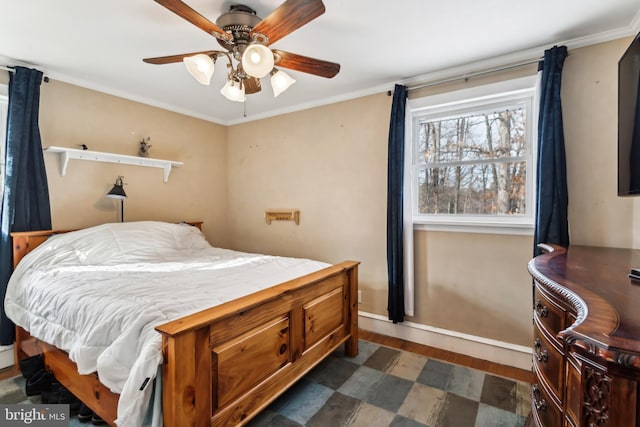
[7,221,359,426]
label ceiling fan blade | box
[143,51,217,64]
[251,0,325,45]
[154,0,231,41]
[273,50,340,78]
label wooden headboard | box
[11,221,203,269]
[11,229,61,268]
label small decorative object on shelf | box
[138,137,152,157]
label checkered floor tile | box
[0,340,531,427]
[247,340,531,427]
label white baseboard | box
[358,311,533,371]
[0,344,13,369]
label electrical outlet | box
[358,290,362,304]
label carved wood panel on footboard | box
[156,261,359,427]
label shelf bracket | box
[59,150,70,176]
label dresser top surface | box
[530,244,640,364]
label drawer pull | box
[536,349,548,363]
[532,384,547,412]
[533,339,548,363]
[535,398,547,412]
[535,299,548,318]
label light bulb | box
[250,51,261,64]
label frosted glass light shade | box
[183,54,215,85]
[220,79,246,102]
[241,44,274,78]
[270,70,296,97]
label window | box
[406,76,538,234]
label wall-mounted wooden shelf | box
[44,146,183,183]
[265,210,300,225]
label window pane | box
[417,106,526,164]
[417,161,527,215]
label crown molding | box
[4,16,640,127]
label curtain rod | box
[0,64,50,82]
[406,57,542,92]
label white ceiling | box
[1,0,640,125]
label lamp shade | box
[183,54,215,85]
[220,79,246,102]
[106,177,127,199]
[241,44,274,78]
[270,69,296,97]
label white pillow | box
[43,221,211,265]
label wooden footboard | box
[156,260,359,426]
[11,227,359,427]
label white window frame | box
[405,75,539,235]
[0,84,7,195]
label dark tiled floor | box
[247,340,531,427]
[0,340,531,427]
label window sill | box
[413,219,534,236]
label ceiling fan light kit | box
[183,53,215,85]
[145,0,340,104]
[220,79,247,103]
[241,43,275,78]
[270,69,296,97]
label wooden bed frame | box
[10,226,359,426]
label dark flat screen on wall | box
[619,31,640,196]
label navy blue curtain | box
[534,46,570,255]
[387,84,408,323]
[0,66,52,345]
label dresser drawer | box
[533,324,564,400]
[531,382,562,427]
[534,284,566,339]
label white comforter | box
[4,221,329,426]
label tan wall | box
[3,35,635,351]
[562,37,636,248]
[0,73,230,247]
[226,95,391,299]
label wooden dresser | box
[528,244,640,427]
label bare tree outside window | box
[415,105,528,216]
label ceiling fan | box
[143,0,340,102]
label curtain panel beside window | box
[387,84,408,323]
[0,66,52,345]
[534,46,570,254]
